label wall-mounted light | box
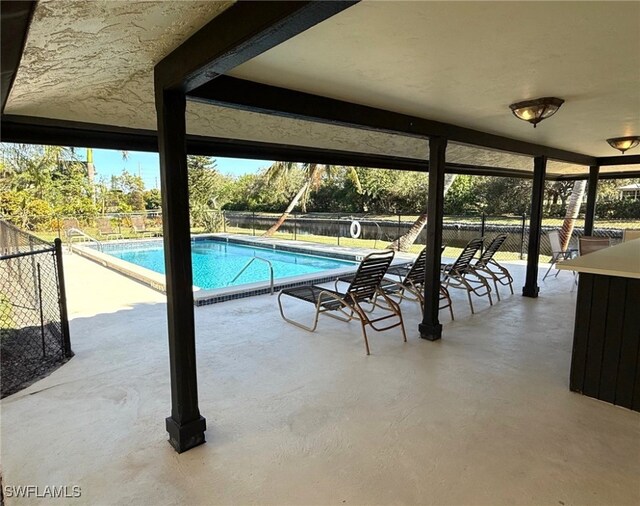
[606,136,640,154]
[509,97,565,128]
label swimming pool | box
[97,238,356,290]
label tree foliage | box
[187,155,229,232]
[1,142,638,234]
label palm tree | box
[387,174,458,252]
[262,162,363,237]
[86,148,129,206]
[559,180,587,251]
[263,162,324,236]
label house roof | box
[2,1,640,178]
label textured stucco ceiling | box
[5,1,637,177]
[2,0,464,170]
[231,1,640,159]
[6,0,232,130]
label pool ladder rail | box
[228,255,274,295]
[67,228,103,252]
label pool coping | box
[71,234,415,306]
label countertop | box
[557,238,640,279]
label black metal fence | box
[0,220,72,398]
[11,210,640,262]
[221,211,531,258]
[222,211,640,260]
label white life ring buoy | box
[350,220,362,239]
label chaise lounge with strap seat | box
[336,246,454,321]
[277,250,406,355]
[441,237,493,314]
[471,234,513,301]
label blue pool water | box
[104,240,355,290]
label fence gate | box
[0,220,72,398]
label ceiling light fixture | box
[509,97,565,128]
[606,136,640,154]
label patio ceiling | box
[2,1,640,177]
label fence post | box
[223,211,227,233]
[480,212,486,253]
[397,213,401,240]
[520,213,526,260]
[294,213,297,241]
[337,215,341,245]
[56,214,61,240]
[54,238,73,358]
[252,212,256,236]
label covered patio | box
[1,1,639,502]
[2,253,639,504]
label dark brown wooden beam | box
[419,136,446,341]
[156,1,358,92]
[522,156,547,298]
[156,89,206,453]
[189,76,597,167]
[583,165,599,236]
[597,154,640,166]
[1,115,543,179]
[555,170,640,181]
[445,163,533,180]
[2,114,160,151]
[153,1,359,455]
[1,1,36,112]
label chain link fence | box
[7,210,640,263]
[0,220,72,398]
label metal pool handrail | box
[229,255,274,294]
[68,228,103,252]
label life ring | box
[350,220,362,239]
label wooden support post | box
[583,165,599,236]
[156,87,206,453]
[523,155,547,298]
[419,136,447,340]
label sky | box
[89,148,272,190]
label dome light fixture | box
[606,136,640,154]
[509,97,565,128]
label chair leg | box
[387,297,407,343]
[467,291,475,314]
[359,319,371,355]
[440,288,454,321]
[493,279,501,301]
[277,292,322,332]
[543,258,557,281]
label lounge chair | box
[337,246,454,320]
[441,237,493,314]
[578,236,610,255]
[622,229,640,242]
[278,250,406,355]
[62,217,81,240]
[96,217,122,240]
[542,230,577,281]
[61,217,85,250]
[130,215,155,237]
[471,234,513,301]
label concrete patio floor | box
[1,252,639,505]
